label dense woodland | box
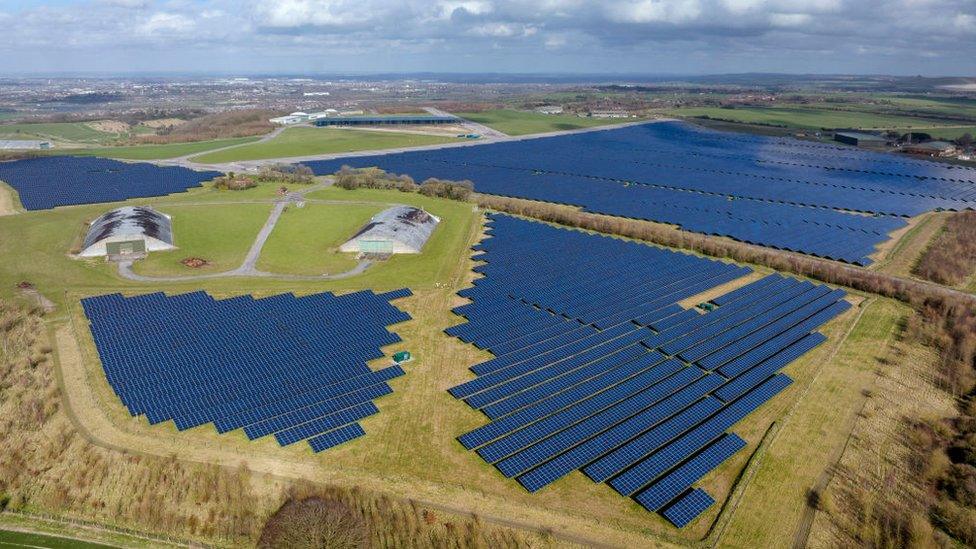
[131,109,278,144]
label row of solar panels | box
[444,214,850,527]
[0,156,220,210]
[82,289,412,453]
[304,121,976,265]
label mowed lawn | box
[256,202,383,275]
[0,121,120,144]
[132,203,273,277]
[0,183,480,304]
[189,127,462,163]
[456,109,638,135]
[67,136,261,160]
[664,105,954,130]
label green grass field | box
[256,202,383,275]
[189,127,462,164]
[664,105,955,130]
[0,182,480,304]
[0,529,116,549]
[455,109,638,135]
[66,137,261,160]
[0,122,120,144]
[131,203,273,277]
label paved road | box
[171,117,667,173]
[425,106,509,139]
[163,124,289,166]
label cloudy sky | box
[1,0,974,76]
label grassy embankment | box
[455,109,640,135]
[190,127,463,164]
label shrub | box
[939,463,976,507]
[213,173,257,190]
[419,178,474,201]
[913,211,976,286]
[931,499,976,546]
[258,496,369,549]
[256,163,315,185]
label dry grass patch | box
[870,212,948,277]
[0,181,18,216]
[716,297,905,547]
[808,338,954,547]
[85,120,129,134]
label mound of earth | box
[181,257,210,268]
[86,120,130,133]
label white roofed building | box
[79,206,175,258]
[340,206,440,254]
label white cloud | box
[955,13,976,32]
[138,12,194,35]
[769,12,811,27]
[0,0,974,74]
[606,0,702,24]
[470,22,536,37]
[438,0,494,19]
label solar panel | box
[298,121,976,264]
[0,156,220,210]
[661,489,715,527]
[442,215,848,525]
[82,289,410,453]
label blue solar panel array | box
[0,156,221,210]
[81,289,412,453]
[445,214,850,527]
[306,121,976,265]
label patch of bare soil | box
[181,257,210,269]
[86,120,130,134]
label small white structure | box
[79,206,175,258]
[269,111,310,125]
[589,110,631,119]
[535,105,563,115]
[340,206,440,254]
[0,139,51,150]
[309,109,340,120]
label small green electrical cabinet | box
[393,351,412,363]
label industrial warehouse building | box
[341,206,440,254]
[79,206,175,258]
[0,139,51,150]
[834,131,888,147]
[314,115,457,126]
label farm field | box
[189,127,463,163]
[0,529,117,549]
[662,105,956,130]
[66,136,261,160]
[455,109,640,135]
[0,121,122,144]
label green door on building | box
[106,240,146,256]
[360,239,394,254]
